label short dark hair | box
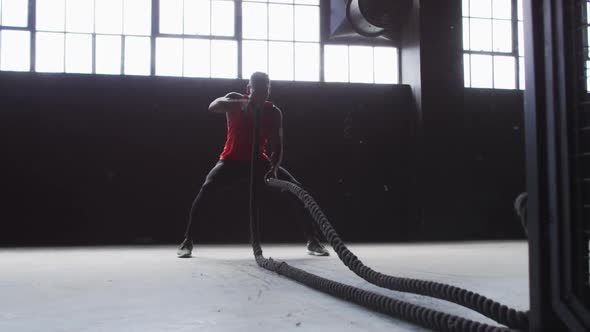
[249,72,270,86]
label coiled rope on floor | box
[247,103,526,332]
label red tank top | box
[219,96,278,161]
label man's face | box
[249,82,271,104]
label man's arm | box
[209,92,247,113]
[268,106,284,177]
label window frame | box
[0,0,400,84]
[462,0,524,90]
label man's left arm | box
[268,106,284,178]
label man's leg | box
[275,166,329,256]
[178,160,243,257]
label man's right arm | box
[208,92,248,114]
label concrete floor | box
[0,241,529,332]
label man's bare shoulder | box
[224,92,245,99]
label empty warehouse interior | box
[0,1,588,331]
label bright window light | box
[470,54,493,88]
[469,18,492,51]
[156,37,183,77]
[294,42,319,82]
[66,0,94,34]
[124,0,151,36]
[294,5,319,42]
[464,54,471,87]
[96,35,122,75]
[210,39,236,78]
[295,0,319,4]
[493,55,515,89]
[65,33,92,73]
[492,0,511,19]
[242,39,268,79]
[374,47,398,84]
[242,2,267,39]
[36,32,65,72]
[349,45,373,83]
[0,30,30,71]
[96,0,123,34]
[470,0,492,18]
[124,36,151,75]
[324,44,349,82]
[1,0,28,27]
[184,38,210,77]
[211,1,234,36]
[492,20,512,52]
[268,4,293,41]
[160,0,183,34]
[519,57,525,89]
[36,0,66,32]
[185,0,210,35]
[269,41,293,81]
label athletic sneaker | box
[177,238,193,258]
[306,239,330,256]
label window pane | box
[36,32,65,72]
[469,18,492,51]
[374,47,397,84]
[96,35,122,75]
[349,45,373,83]
[470,0,492,18]
[65,33,92,73]
[294,5,319,42]
[492,0,511,19]
[36,0,66,31]
[269,4,293,41]
[1,0,28,27]
[269,41,293,80]
[211,1,234,36]
[184,38,209,77]
[184,0,210,35]
[242,40,268,79]
[470,54,492,88]
[160,0,183,34]
[492,19,511,52]
[294,0,318,4]
[66,0,94,33]
[518,57,528,90]
[493,55,515,89]
[124,36,150,75]
[464,54,471,87]
[294,42,318,81]
[96,0,123,34]
[462,0,469,17]
[156,37,182,76]
[210,39,236,78]
[124,0,151,36]
[462,18,470,50]
[242,2,267,39]
[0,30,29,71]
[517,0,523,20]
[271,0,292,3]
[518,21,524,56]
[324,45,348,82]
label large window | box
[0,0,399,84]
[241,0,320,81]
[156,0,237,78]
[462,0,524,90]
[0,0,31,72]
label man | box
[177,72,329,258]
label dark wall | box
[1,73,415,245]
[400,1,526,240]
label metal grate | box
[574,0,590,298]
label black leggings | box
[183,159,320,242]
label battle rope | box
[247,103,525,332]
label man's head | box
[247,72,271,104]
